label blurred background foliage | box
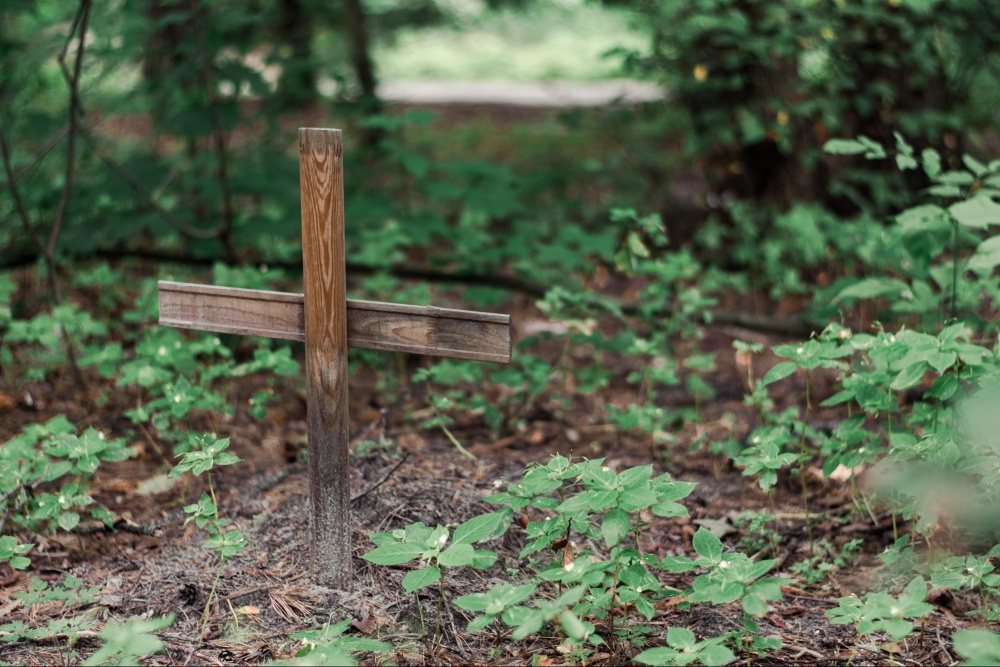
[0,0,998,302]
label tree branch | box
[197,7,237,261]
[79,128,228,240]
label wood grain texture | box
[300,128,351,588]
[158,281,512,363]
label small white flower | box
[890,606,900,616]
[158,346,167,356]
[438,534,448,545]
[602,466,611,473]
[564,561,575,572]
[493,480,504,489]
[213,337,221,345]
[636,586,643,593]
[719,561,731,570]
[174,395,182,403]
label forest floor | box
[0,101,977,666]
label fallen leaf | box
[693,517,736,538]
[136,474,179,497]
[237,605,260,616]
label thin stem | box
[435,573,445,656]
[196,10,237,262]
[800,370,814,553]
[437,415,476,461]
[951,217,959,319]
[199,473,223,640]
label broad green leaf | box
[700,644,737,666]
[963,154,990,177]
[470,549,498,570]
[890,363,927,391]
[823,139,868,155]
[438,543,475,567]
[601,508,631,548]
[950,196,1000,229]
[618,465,653,489]
[560,611,588,641]
[834,278,907,303]
[742,592,768,617]
[667,627,696,650]
[467,615,493,632]
[634,647,681,666]
[762,361,797,386]
[650,501,688,517]
[361,542,425,566]
[967,236,1000,274]
[880,618,914,640]
[954,629,1000,665]
[402,566,441,593]
[452,511,511,546]
[692,527,723,562]
[922,148,942,179]
[58,512,80,532]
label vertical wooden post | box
[299,128,351,587]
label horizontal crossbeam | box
[158,281,512,363]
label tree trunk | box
[276,0,316,107]
[343,0,380,112]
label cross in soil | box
[156,128,512,588]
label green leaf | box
[834,278,907,303]
[438,544,475,567]
[467,615,494,632]
[742,592,768,617]
[452,511,511,546]
[823,139,868,155]
[762,361,797,386]
[922,149,942,180]
[963,154,990,177]
[967,236,1000,274]
[560,611,588,641]
[601,508,632,548]
[890,363,928,391]
[633,647,682,666]
[880,618,914,641]
[470,549,498,570]
[700,643,737,666]
[692,527,723,562]
[951,196,1000,229]
[362,542,426,566]
[9,556,31,570]
[954,629,1000,665]
[667,627,696,650]
[401,566,441,593]
[58,512,80,532]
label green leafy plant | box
[826,577,935,646]
[633,627,736,666]
[363,511,510,642]
[284,617,394,666]
[82,614,175,666]
[0,535,33,569]
[170,435,245,635]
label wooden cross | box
[157,128,512,587]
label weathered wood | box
[300,128,351,588]
[158,281,512,363]
[154,127,513,590]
